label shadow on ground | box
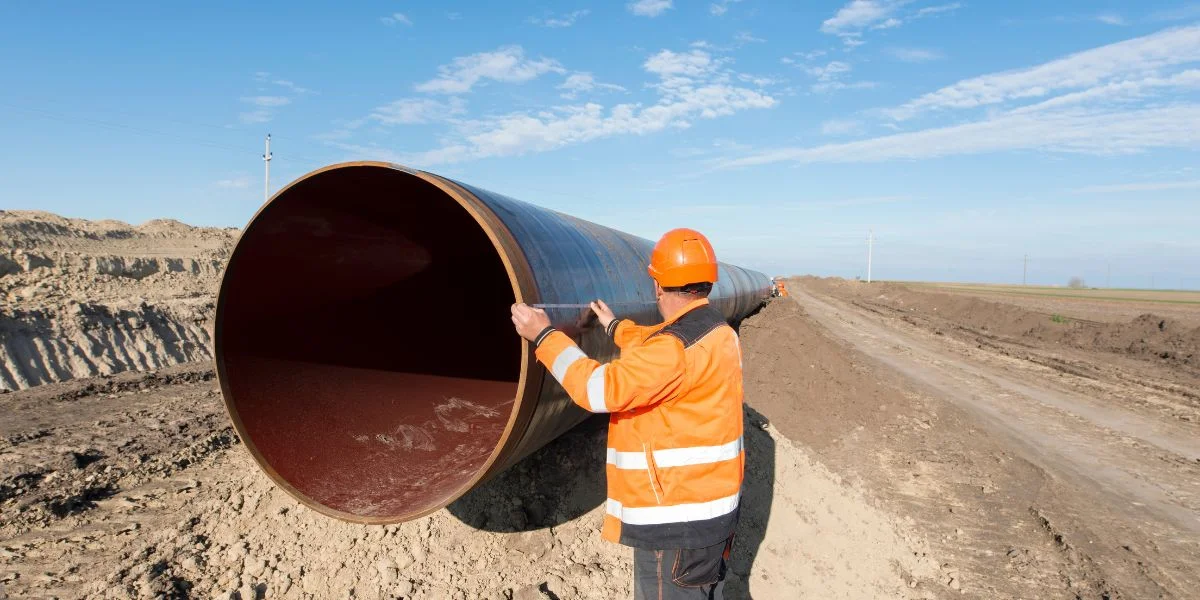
[448,404,778,600]
[447,414,609,532]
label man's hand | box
[590,299,616,330]
[510,303,552,342]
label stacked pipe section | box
[214,162,772,523]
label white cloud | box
[721,104,1200,168]
[254,72,314,95]
[821,118,865,135]
[530,9,590,28]
[1008,70,1200,114]
[821,0,904,34]
[822,1,961,39]
[914,3,961,17]
[558,72,627,99]
[1072,180,1200,194]
[370,98,467,125]
[238,96,290,124]
[398,48,775,165]
[415,46,565,94]
[215,175,253,189]
[381,13,412,26]
[801,60,875,93]
[645,49,721,78]
[735,31,766,44]
[812,80,878,93]
[738,73,781,87]
[805,61,852,80]
[886,47,943,62]
[270,79,311,94]
[628,0,673,18]
[710,0,744,16]
[241,96,291,108]
[886,25,1200,120]
[1096,13,1126,26]
[239,111,271,124]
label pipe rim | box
[214,161,544,523]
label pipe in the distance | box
[215,162,772,524]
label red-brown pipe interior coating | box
[217,166,520,521]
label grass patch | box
[1050,314,1070,324]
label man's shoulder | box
[655,305,728,349]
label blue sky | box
[2,1,1199,288]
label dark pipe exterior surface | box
[215,162,772,523]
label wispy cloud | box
[254,72,314,95]
[885,24,1200,120]
[1095,13,1127,26]
[558,72,627,99]
[821,0,906,34]
[380,13,412,26]
[397,47,776,165]
[1072,180,1200,194]
[215,175,253,189]
[628,0,673,18]
[710,0,744,16]
[821,118,865,135]
[735,31,766,44]
[241,96,291,108]
[529,9,590,28]
[370,98,467,125]
[821,1,962,48]
[446,12,463,20]
[885,47,944,62]
[415,46,565,94]
[238,110,271,124]
[721,104,1200,168]
[799,60,876,93]
[238,96,291,124]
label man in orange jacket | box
[511,228,744,599]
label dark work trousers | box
[632,536,731,600]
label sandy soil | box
[912,283,1200,328]
[768,278,1200,598]
[0,211,235,390]
[0,362,942,599]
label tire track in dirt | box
[786,282,1200,598]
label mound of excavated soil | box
[802,277,1200,371]
[0,210,237,390]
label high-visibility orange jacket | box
[533,298,744,549]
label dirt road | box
[787,281,1200,598]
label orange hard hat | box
[647,228,719,288]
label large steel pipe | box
[215,162,771,523]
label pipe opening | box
[216,165,521,521]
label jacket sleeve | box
[609,319,650,349]
[534,329,685,414]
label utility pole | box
[263,134,273,203]
[866,229,874,283]
[1023,254,1028,286]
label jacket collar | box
[656,297,710,330]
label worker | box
[510,228,744,599]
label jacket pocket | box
[670,540,729,587]
[643,443,664,504]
